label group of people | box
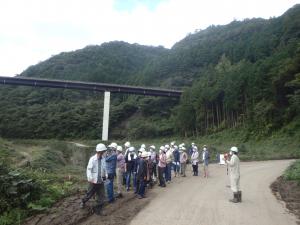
[80,141,241,215]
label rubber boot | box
[237,191,242,202]
[93,204,106,216]
[229,192,238,203]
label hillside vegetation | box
[0,5,299,141]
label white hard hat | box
[141,144,146,149]
[141,151,149,158]
[181,143,185,147]
[129,146,135,152]
[165,144,170,149]
[193,146,198,150]
[138,147,145,153]
[116,146,123,152]
[192,142,195,145]
[96,143,107,152]
[149,145,155,149]
[110,142,118,149]
[182,147,186,151]
[171,141,175,146]
[159,146,165,151]
[124,141,131,148]
[230,146,238,153]
[174,145,178,149]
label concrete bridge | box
[0,76,183,140]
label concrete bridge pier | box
[102,91,110,141]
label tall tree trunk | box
[206,106,209,133]
[216,103,220,129]
[212,103,215,129]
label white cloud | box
[0,0,299,76]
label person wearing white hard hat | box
[225,146,241,203]
[165,144,173,183]
[105,143,118,203]
[80,143,107,215]
[149,145,157,181]
[158,146,166,187]
[173,145,180,177]
[124,141,131,156]
[191,146,199,176]
[189,142,195,157]
[116,146,125,198]
[136,151,149,199]
[125,146,137,192]
[170,141,175,153]
[180,147,188,177]
[134,148,145,194]
[202,145,210,178]
[146,151,154,188]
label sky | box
[0,0,299,77]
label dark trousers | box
[165,163,172,181]
[106,173,115,202]
[158,166,166,187]
[192,163,199,176]
[152,163,157,177]
[138,179,146,197]
[126,170,137,191]
[82,183,105,206]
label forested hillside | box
[0,4,299,140]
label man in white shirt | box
[80,143,107,215]
[225,146,241,203]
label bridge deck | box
[0,76,182,98]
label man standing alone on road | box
[80,143,107,215]
[225,146,241,203]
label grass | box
[95,127,300,162]
[0,139,87,225]
[283,160,300,185]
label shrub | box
[284,160,300,185]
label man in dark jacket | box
[125,147,137,191]
[137,151,148,199]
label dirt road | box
[130,160,298,225]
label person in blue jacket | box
[105,143,118,203]
[173,145,180,177]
